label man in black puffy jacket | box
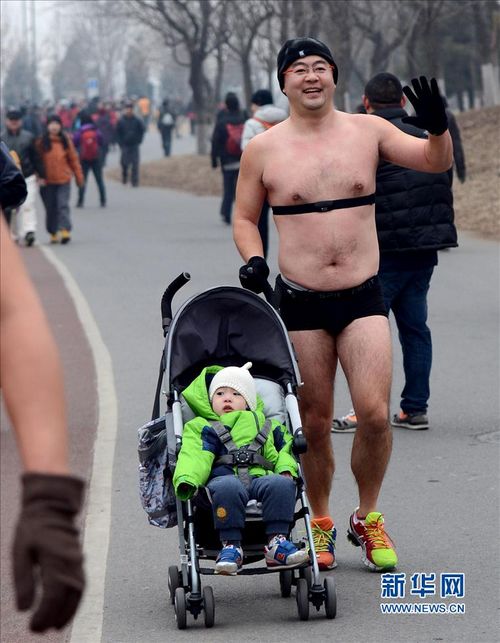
[333,73,457,433]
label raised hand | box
[402,76,448,136]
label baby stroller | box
[139,273,337,629]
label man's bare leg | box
[337,316,393,516]
[289,329,337,517]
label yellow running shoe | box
[60,229,71,245]
[347,510,398,571]
[310,516,337,570]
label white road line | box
[41,247,117,643]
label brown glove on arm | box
[13,473,86,632]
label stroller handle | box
[161,272,191,335]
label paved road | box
[1,132,499,642]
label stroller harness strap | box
[211,419,274,488]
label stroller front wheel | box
[174,587,187,629]
[168,565,181,605]
[203,586,215,628]
[324,576,337,619]
[279,569,293,597]
[296,578,309,621]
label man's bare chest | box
[263,137,379,204]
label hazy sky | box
[2,0,55,40]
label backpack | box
[80,128,99,161]
[224,122,244,157]
[161,112,174,127]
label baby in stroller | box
[173,362,309,575]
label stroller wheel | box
[299,565,312,589]
[279,569,293,598]
[203,586,215,628]
[296,578,309,621]
[174,587,187,629]
[324,576,337,619]
[168,565,180,605]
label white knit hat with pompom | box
[208,362,256,411]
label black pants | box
[120,145,140,186]
[78,159,106,205]
[160,128,173,156]
[220,168,239,223]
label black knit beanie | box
[277,37,338,90]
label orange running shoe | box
[310,517,337,570]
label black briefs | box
[275,274,388,335]
[272,193,375,215]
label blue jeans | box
[206,474,296,542]
[379,267,434,414]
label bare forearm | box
[1,216,69,474]
[233,217,264,261]
[423,131,453,172]
[1,313,70,474]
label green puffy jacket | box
[173,365,297,500]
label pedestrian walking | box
[332,72,458,434]
[2,107,45,246]
[73,112,107,208]
[36,114,83,244]
[116,101,145,187]
[157,99,175,156]
[211,92,246,225]
[95,102,116,167]
[234,37,453,572]
[241,89,288,257]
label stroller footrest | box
[199,563,310,576]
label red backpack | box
[80,129,99,161]
[224,123,244,157]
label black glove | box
[211,158,217,169]
[13,473,85,632]
[239,256,270,294]
[402,76,448,136]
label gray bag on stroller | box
[138,414,177,528]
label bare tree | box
[122,0,227,154]
[291,0,325,38]
[225,0,275,109]
[350,0,420,76]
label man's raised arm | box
[379,76,453,174]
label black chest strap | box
[272,192,375,215]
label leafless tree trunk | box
[124,0,226,154]
[321,0,359,110]
[351,0,419,77]
[225,0,275,109]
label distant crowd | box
[1,95,190,246]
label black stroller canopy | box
[165,287,300,390]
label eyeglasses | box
[284,63,334,77]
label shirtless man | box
[233,37,452,572]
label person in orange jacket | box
[36,114,83,244]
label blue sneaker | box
[265,535,309,568]
[214,544,243,575]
